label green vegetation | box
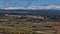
[0,14,60,34]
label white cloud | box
[2,5,60,10]
[27,5,60,9]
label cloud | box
[2,5,60,10]
[27,5,60,9]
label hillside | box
[0,9,60,16]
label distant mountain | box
[0,9,60,16]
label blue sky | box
[0,0,60,8]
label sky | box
[0,0,60,8]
